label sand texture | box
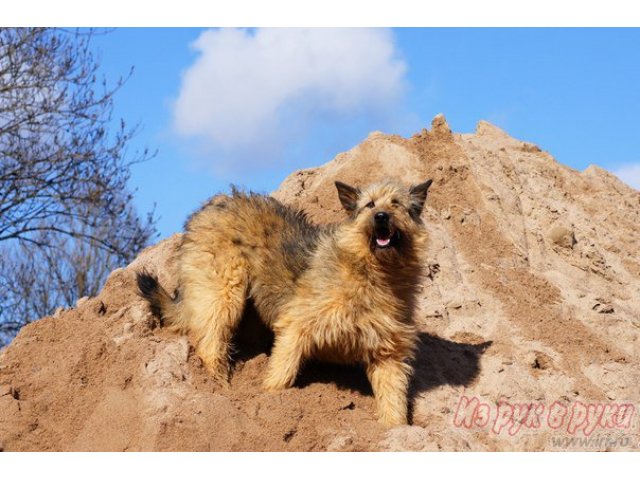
[1,115,638,451]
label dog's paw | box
[200,360,231,388]
[377,410,408,427]
[203,371,230,391]
[211,376,231,390]
[262,376,290,392]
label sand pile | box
[1,115,638,451]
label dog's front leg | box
[263,328,307,391]
[367,358,413,426]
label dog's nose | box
[374,211,389,223]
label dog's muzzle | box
[373,212,398,248]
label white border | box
[1,0,638,471]
[1,452,639,479]
[1,0,640,27]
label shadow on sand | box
[295,333,492,412]
[231,306,492,415]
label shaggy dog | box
[137,179,432,425]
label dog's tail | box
[136,271,186,332]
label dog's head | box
[334,179,432,261]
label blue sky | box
[91,28,640,239]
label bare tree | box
[0,28,156,345]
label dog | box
[137,178,432,425]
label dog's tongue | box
[376,237,391,247]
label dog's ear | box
[408,179,433,218]
[335,181,361,212]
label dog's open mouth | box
[373,228,400,249]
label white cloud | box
[613,163,640,190]
[172,28,406,159]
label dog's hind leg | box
[179,245,249,385]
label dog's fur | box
[137,179,432,425]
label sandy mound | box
[1,115,639,451]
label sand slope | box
[1,115,638,451]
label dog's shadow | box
[232,307,491,408]
[295,333,492,402]
[409,333,492,396]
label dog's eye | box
[365,201,375,208]
[391,198,400,206]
